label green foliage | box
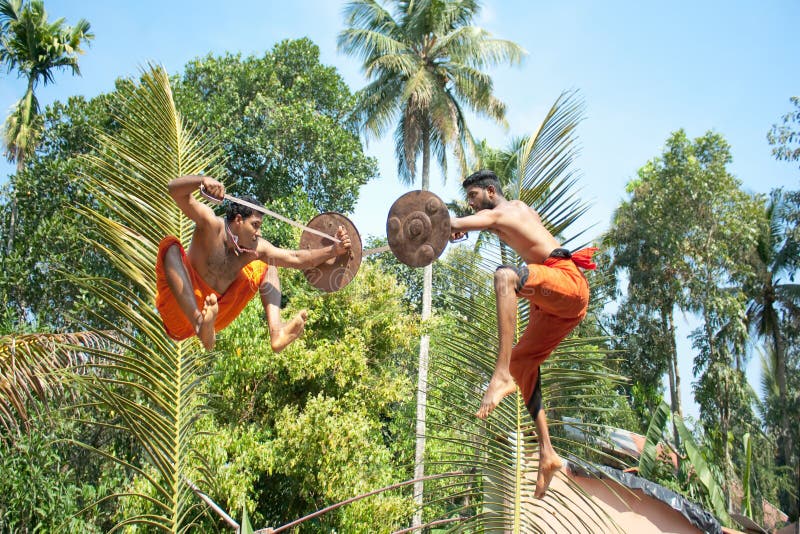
[198,263,418,531]
[0,412,126,533]
[607,125,800,525]
[605,300,670,431]
[606,130,767,498]
[0,330,115,436]
[767,96,800,166]
[741,432,753,518]
[636,404,738,525]
[674,415,731,524]
[240,505,253,534]
[173,38,377,213]
[757,345,800,519]
[744,188,800,504]
[638,401,671,480]
[0,89,141,330]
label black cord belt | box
[548,248,572,259]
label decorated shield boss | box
[299,212,362,292]
[386,190,451,267]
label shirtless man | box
[155,175,351,352]
[449,169,597,498]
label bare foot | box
[196,294,218,351]
[534,454,563,499]
[270,310,307,353]
[476,372,518,419]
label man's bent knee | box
[495,265,527,294]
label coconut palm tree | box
[414,90,627,531]
[0,0,93,255]
[1,65,222,530]
[50,65,224,531]
[338,1,524,522]
[746,189,800,469]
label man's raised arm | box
[167,175,223,226]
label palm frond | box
[0,330,111,437]
[61,64,226,531]
[338,0,402,65]
[441,27,526,70]
[758,347,780,403]
[356,75,404,138]
[775,282,800,302]
[638,401,671,479]
[740,432,753,518]
[3,88,43,162]
[518,89,589,242]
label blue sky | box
[2,0,798,419]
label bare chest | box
[196,245,246,293]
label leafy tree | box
[759,343,800,520]
[0,330,142,529]
[338,1,524,523]
[604,143,691,450]
[767,96,800,167]
[608,129,769,510]
[173,38,377,214]
[673,132,763,503]
[197,263,419,531]
[0,415,110,533]
[606,299,672,430]
[0,94,121,328]
[0,0,93,254]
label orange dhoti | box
[505,248,597,418]
[155,236,269,341]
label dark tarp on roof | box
[569,460,723,534]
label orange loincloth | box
[508,248,597,415]
[155,235,269,341]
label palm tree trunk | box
[663,308,682,456]
[413,128,433,528]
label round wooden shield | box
[386,190,451,267]
[299,212,362,292]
